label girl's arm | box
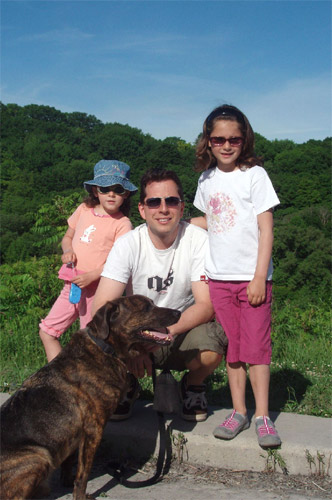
[71,266,104,289]
[247,209,274,306]
[189,215,207,230]
[61,227,76,265]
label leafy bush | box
[0,255,76,390]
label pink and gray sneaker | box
[213,409,249,440]
[255,416,281,447]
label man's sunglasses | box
[144,196,183,208]
[96,185,126,195]
[209,136,243,147]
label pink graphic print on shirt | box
[207,193,237,234]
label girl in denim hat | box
[39,160,137,362]
[191,105,281,448]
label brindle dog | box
[0,295,180,500]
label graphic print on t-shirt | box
[147,268,174,294]
[207,193,237,234]
[80,224,96,243]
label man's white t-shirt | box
[101,222,208,312]
[194,166,280,281]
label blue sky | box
[1,0,331,144]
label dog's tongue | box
[142,329,173,341]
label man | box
[92,169,227,421]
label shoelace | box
[184,390,207,410]
[219,409,239,430]
[256,416,277,436]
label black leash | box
[107,361,172,488]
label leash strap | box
[108,360,172,488]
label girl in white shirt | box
[192,104,281,448]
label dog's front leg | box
[72,428,103,500]
[61,452,76,487]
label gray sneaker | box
[213,410,249,440]
[255,416,281,448]
[179,373,208,422]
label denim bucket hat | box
[84,160,138,195]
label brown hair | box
[83,191,131,217]
[139,168,184,203]
[195,104,263,171]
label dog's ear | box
[87,301,120,340]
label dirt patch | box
[166,461,331,498]
[110,458,332,499]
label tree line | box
[1,102,331,306]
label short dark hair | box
[139,169,184,203]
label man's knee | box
[186,350,222,372]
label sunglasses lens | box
[145,198,161,208]
[166,197,181,207]
[97,185,125,195]
[210,137,243,147]
[112,185,126,194]
[229,137,243,146]
[145,197,182,208]
[210,137,225,146]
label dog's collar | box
[84,328,116,356]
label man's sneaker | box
[255,416,281,448]
[109,374,140,421]
[179,373,208,422]
[213,410,249,440]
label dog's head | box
[87,295,181,358]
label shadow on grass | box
[269,368,312,412]
[205,368,312,413]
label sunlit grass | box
[1,302,331,418]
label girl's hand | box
[61,251,77,265]
[247,277,266,306]
[71,271,95,289]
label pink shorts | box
[209,280,272,365]
[39,281,99,338]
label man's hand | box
[167,279,214,336]
[127,354,153,379]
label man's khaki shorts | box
[152,321,228,371]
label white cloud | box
[243,75,331,142]
[17,28,94,44]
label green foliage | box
[0,256,62,314]
[261,448,288,474]
[268,300,332,417]
[32,192,83,252]
[273,206,331,304]
[0,256,75,389]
